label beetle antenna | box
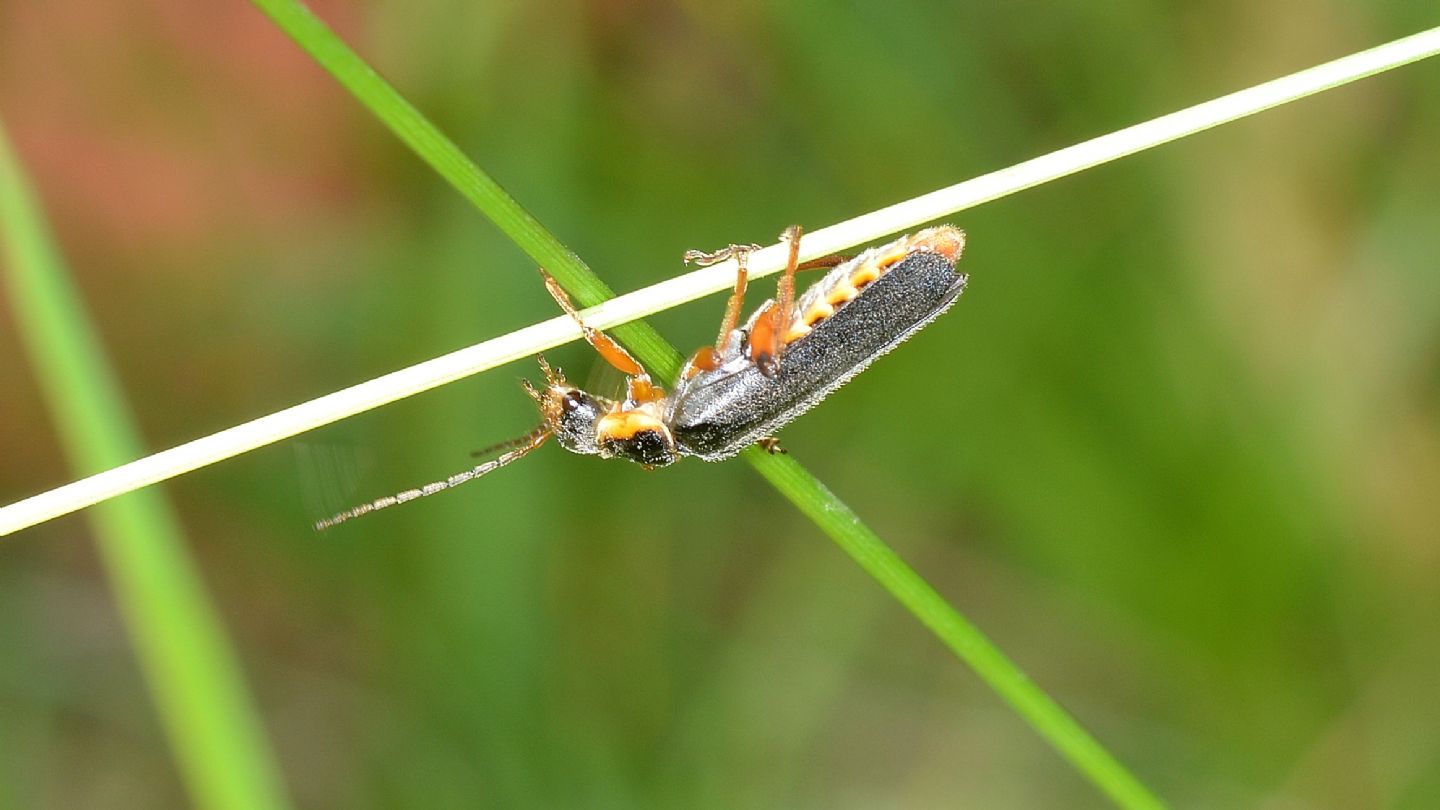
[469,431,543,459]
[314,426,551,531]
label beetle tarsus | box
[683,242,762,267]
[757,437,787,455]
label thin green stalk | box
[248,1,1164,806]
[248,0,676,371]
[0,120,291,810]
[749,450,1163,809]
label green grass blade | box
[748,449,1164,809]
[248,1,1164,806]
[0,119,291,810]
[248,0,677,372]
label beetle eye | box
[561,390,588,412]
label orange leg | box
[747,225,804,377]
[682,231,849,379]
[539,269,662,402]
[795,254,852,272]
[682,242,762,376]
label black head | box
[525,355,678,468]
[551,388,610,455]
[525,358,612,456]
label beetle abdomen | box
[670,248,967,460]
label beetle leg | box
[756,436,787,455]
[745,225,804,378]
[795,254,852,272]
[539,268,648,379]
[538,270,665,403]
[683,230,849,379]
[682,243,762,377]
[682,242,763,268]
[708,245,756,356]
[775,226,802,346]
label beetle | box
[315,224,966,529]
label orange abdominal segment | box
[826,279,860,307]
[911,225,965,261]
[781,225,965,346]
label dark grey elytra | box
[670,250,968,460]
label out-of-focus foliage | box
[1,1,1437,807]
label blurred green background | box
[3,0,1439,807]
